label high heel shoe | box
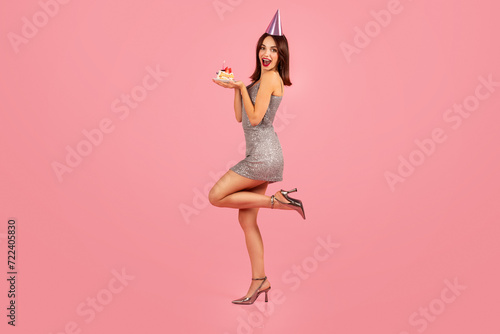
[231,277,271,305]
[271,188,306,220]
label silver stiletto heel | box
[272,188,306,220]
[231,277,271,305]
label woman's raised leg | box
[208,170,294,210]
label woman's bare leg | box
[208,170,293,210]
[237,182,271,297]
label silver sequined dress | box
[230,81,284,183]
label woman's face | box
[259,36,279,72]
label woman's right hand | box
[213,79,244,90]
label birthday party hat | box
[265,9,283,36]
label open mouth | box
[262,58,271,66]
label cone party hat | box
[265,9,283,36]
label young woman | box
[210,10,305,305]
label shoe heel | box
[232,277,269,305]
[282,188,297,195]
[277,188,306,220]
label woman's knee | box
[208,172,233,206]
[208,186,221,206]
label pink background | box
[1,0,499,333]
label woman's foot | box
[272,190,293,210]
[243,277,271,298]
[232,277,271,304]
[271,189,306,219]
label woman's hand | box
[212,78,244,90]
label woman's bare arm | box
[212,74,278,125]
[239,71,277,126]
[234,88,242,122]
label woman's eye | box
[272,49,277,52]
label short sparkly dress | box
[230,80,284,183]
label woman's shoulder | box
[261,70,281,83]
[246,72,278,88]
[260,71,283,91]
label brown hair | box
[250,33,292,86]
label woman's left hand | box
[212,78,244,90]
